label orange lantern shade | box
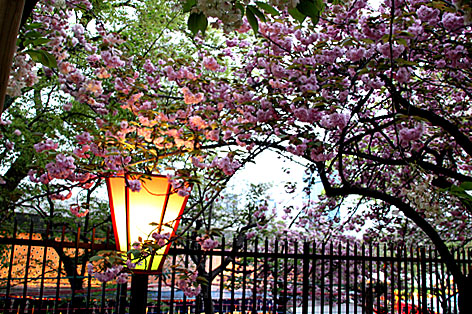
[106,173,190,274]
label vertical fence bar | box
[231,237,236,313]
[220,236,225,314]
[396,246,402,314]
[263,238,268,314]
[157,272,163,314]
[345,241,350,314]
[170,253,177,314]
[293,241,298,314]
[273,239,279,314]
[453,248,458,314]
[242,237,248,314]
[367,243,373,314]
[283,240,288,314]
[410,246,416,311]
[440,250,448,313]
[54,225,66,314]
[302,242,309,314]
[415,247,421,312]
[428,246,433,314]
[182,238,189,314]
[420,248,427,314]
[5,219,17,314]
[337,243,342,314]
[38,223,51,312]
[253,238,258,314]
[312,241,317,314]
[320,243,325,314]
[353,242,358,314]
[71,226,81,312]
[21,221,34,313]
[375,243,386,310]
[86,228,95,314]
[433,247,439,314]
[101,226,112,314]
[328,243,333,314]
[209,242,214,314]
[403,246,409,314]
[382,244,387,313]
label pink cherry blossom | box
[417,5,440,25]
[442,12,464,31]
[203,56,221,71]
[34,139,59,153]
[46,154,76,179]
[127,179,142,192]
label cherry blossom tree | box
[150,0,472,311]
[2,0,472,312]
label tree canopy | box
[1,0,472,312]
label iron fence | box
[0,220,470,314]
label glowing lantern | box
[106,173,190,273]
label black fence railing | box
[0,220,470,314]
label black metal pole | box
[130,274,149,314]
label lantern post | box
[106,173,190,314]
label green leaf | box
[235,3,245,16]
[297,0,323,24]
[460,182,472,190]
[248,5,266,22]
[341,38,355,47]
[396,58,417,66]
[25,30,43,39]
[288,7,306,23]
[381,34,390,43]
[396,37,408,46]
[246,8,259,34]
[255,1,280,15]
[32,38,51,46]
[398,30,415,37]
[26,49,57,68]
[360,38,375,44]
[188,12,208,36]
[89,256,104,262]
[24,22,44,30]
[182,0,196,12]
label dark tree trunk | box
[201,278,214,314]
[54,247,85,310]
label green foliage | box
[446,182,472,211]
[246,7,259,34]
[255,2,280,16]
[182,0,322,35]
[18,23,57,69]
[25,50,57,68]
[295,0,324,25]
[188,12,208,36]
[182,0,196,12]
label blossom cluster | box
[87,263,128,284]
[196,235,219,251]
[177,271,201,297]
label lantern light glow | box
[106,173,190,274]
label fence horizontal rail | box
[168,247,471,264]
[0,237,115,250]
